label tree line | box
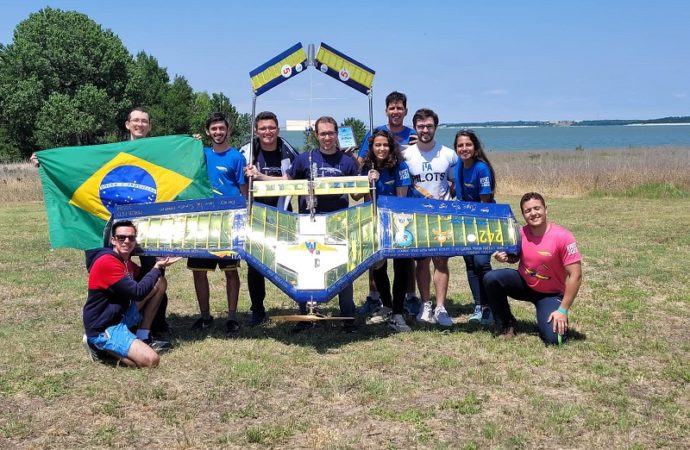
[0,8,251,163]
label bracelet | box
[557,307,569,315]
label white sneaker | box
[366,306,392,324]
[434,305,454,327]
[416,301,436,324]
[388,314,412,332]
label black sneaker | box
[144,338,173,353]
[246,312,268,327]
[225,319,240,334]
[192,315,214,330]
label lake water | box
[280,124,690,152]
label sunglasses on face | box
[113,234,137,243]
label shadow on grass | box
[492,319,587,345]
[160,300,586,353]
[164,308,399,354]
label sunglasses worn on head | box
[114,234,137,243]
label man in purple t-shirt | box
[286,116,359,332]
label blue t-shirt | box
[357,124,417,158]
[360,161,412,197]
[288,149,359,213]
[204,147,246,197]
[455,160,494,202]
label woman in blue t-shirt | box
[454,130,496,325]
[356,129,413,332]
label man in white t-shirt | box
[403,108,458,327]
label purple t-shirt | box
[288,149,359,213]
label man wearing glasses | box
[404,108,458,327]
[83,220,181,367]
[286,116,360,332]
[241,111,299,326]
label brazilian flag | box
[37,135,213,250]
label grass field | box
[1,189,689,448]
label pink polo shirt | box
[518,223,581,294]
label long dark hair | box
[454,129,496,193]
[364,129,403,171]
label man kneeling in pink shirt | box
[485,192,582,344]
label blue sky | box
[2,0,689,125]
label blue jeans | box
[463,254,492,307]
[484,268,566,345]
[299,283,355,317]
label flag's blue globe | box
[99,165,157,213]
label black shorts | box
[187,258,240,271]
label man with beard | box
[287,116,360,333]
[188,112,248,335]
[404,108,458,327]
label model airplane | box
[112,176,520,320]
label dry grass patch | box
[492,147,690,197]
[0,163,42,203]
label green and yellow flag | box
[37,135,212,250]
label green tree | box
[0,126,21,163]
[302,127,317,151]
[121,51,170,138]
[151,75,194,136]
[125,51,169,111]
[0,7,133,155]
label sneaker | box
[388,314,412,332]
[357,296,383,316]
[192,315,214,330]
[403,295,422,316]
[246,312,268,327]
[468,305,483,323]
[416,301,436,324]
[366,306,392,325]
[225,319,240,334]
[434,305,454,327]
[144,338,173,353]
[480,307,495,326]
[83,334,98,362]
[83,334,120,365]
